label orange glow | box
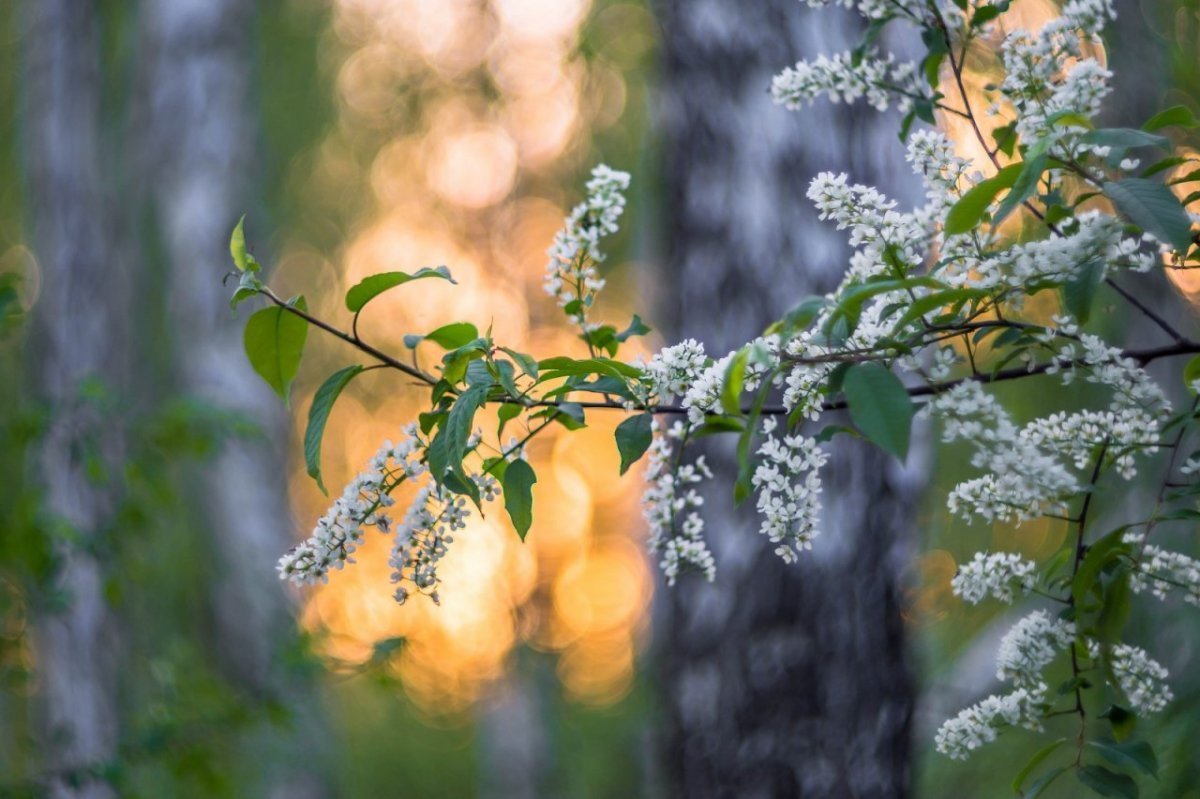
[283,0,654,712]
[1166,147,1200,300]
[937,0,1104,177]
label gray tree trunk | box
[22,2,125,796]
[138,2,328,796]
[654,2,924,797]
[478,666,549,799]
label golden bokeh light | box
[282,0,654,712]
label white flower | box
[641,420,716,585]
[277,424,425,586]
[644,339,708,401]
[388,472,497,605]
[935,684,1047,760]
[996,611,1075,688]
[1109,644,1173,715]
[951,551,1038,604]
[751,417,828,562]
[543,164,631,325]
[772,51,921,113]
[1125,533,1200,607]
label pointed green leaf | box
[944,163,1024,235]
[427,384,487,502]
[230,215,251,272]
[502,458,537,540]
[1143,105,1199,132]
[304,365,364,494]
[993,152,1048,227]
[497,402,523,439]
[244,297,308,401]
[843,362,913,459]
[1089,740,1158,779]
[1077,765,1138,798]
[1104,178,1194,252]
[1013,739,1068,794]
[615,413,654,475]
[345,266,456,313]
[722,348,749,415]
[1025,766,1069,798]
[406,322,479,351]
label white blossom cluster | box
[999,0,1117,148]
[907,130,972,217]
[995,610,1075,688]
[641,420,716,585]
[798,0,928,21]
[752,418,828,563]
[388,472,498,605]
[277,425,425,586]
[950,551,1037,605]
[644,338,708,402]
[1125,532,1200,606]
[937,609,1071,761]
[1108,643,1174,715]
[681,337,780,425]
[543,164,631,325]
[772,51,922,113]
[931,383,1079,524]
[934,684,1047,761]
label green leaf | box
[1089,740,1158,779]
[243,297,309,401]
[555,402,586,428]
[970,3,1003,27]
[616,314,651,343]
[1063,259,1105,324]
[229,215,258,273]
[946,163,1024,235]
[502,459,537,540]
[1096,565,1132,643]
[494,359,520,399]
[1072,527,1131,608]
[501,347,539,378]
[537,356,642,379]
[304,365,364,494]
[842,363,914,459]
[427,385,488,503]
[1100,705,1138,743]
[766,296,827,337]
[615,413,654,475]
[894,287,989,330]
[1013,739,1067,794]
[406,321,479,350]
[722,348,749,415]
[1143,105,1199,132]
[497,402,523,439]
[344,266,456,312]
[993,152,1048,227]
[1182,355,1200,392]
[1077,765,1138,798]
[482,456,509,482]
[828,276,946,334]
[734,380,775,504]
[1103,179,1194,252]
[1025,766,1069,798]
[1080,128,1170,154]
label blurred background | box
[0,0,1199,797]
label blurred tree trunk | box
[137,2,328,796]
[478,665,549,799]
[22,2,124,796]
[654,2,923,797]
